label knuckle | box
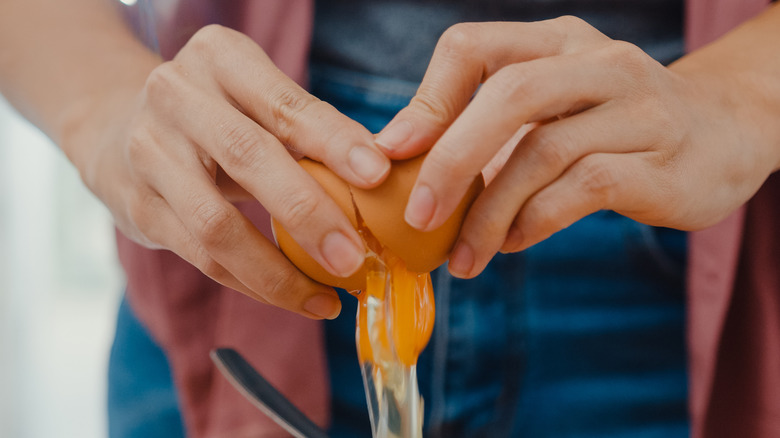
[191,200,236,248]
[487,64,535,103]
[194,252,228,282]
[438,22,481,54]
[554,15,588,30]
[126,191,160,241]
[177,232,232,283]
[522,198,563,241]
[576,156,618,203]
[604,41,653,79]
[126,194,150,233]
[268,85,319,147]
[554,15,603,38]
[524,199,557,231]
[260,265,299,305]
[143,63,190,114]
[613,40,648,64]
[218,122,262,168]
[468,206,507,242]
[524,127,575,171]
[124,127,159,172]
[125,131,149,167]
[278,190,320,232]
[320,126,361,166]
[188,24,230,53]
[408,92,458,127]
[425,147,472,181]
[144,63,181,100]
[550,16,604,50]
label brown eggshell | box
[274,155,484,290]
[351,154,484,273]
[272,159,367,291]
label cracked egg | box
[272,154,484,290]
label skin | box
[2,1,779,316]
[0,0,395,320]
[375,8,780,279]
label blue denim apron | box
[314,64,689,438]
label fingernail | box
[376,120,413,151]
[349,146,390,185]
[321,231,365,277]
[449,242,474,278]
[304,293,342,319]
[501,225,523,253]
[405,184,436,230]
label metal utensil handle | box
[210,348,329,438]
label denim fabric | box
[107,297,186,438]
[314,64,689,438]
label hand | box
[68,25,391,318]
[375,17,780,278]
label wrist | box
[671,54,780,177]
[57,51,158,182]
[671,4,780,173]
[57,85,143,196]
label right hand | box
[67,25,391,319]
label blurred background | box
[0,96,124,438]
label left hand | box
[375,17,780,278]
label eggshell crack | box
[273,155,484,291]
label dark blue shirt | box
[312,0,684,83]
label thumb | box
[375,24,487,159]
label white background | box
[0,97,123,438]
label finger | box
[448,105,652,278]
[130,117,348,319]
[376,18,609,158]
[121,132,339,318]
[148,156,343,319]
[406,46,638,233]
[502,153,661,253]
[144,73,367,282]
[481,123,537,186]
[129,189,264,301]
[183,25,390,188]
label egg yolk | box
[352,212,435,368]
[349,198,435,437]
[355,251,435,366]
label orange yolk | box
[354,250,435,367]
